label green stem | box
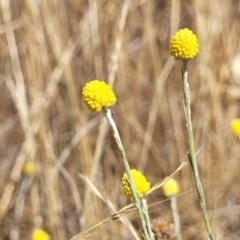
[181,60,213,240]
[103,108,154,240]
[141,199,155,240]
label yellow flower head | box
[23,161,36,176]
[231,118,240,137]
[170,28,199,60]
[162,178,179,198]
[82,80,117,112]
[31,229,50,240]
[122,169,150,200]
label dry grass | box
[0,0,240,239]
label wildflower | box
[122,169,150,200]
[31,229,50,240]
[170,28,199,60]
[23,161,35,176]
[82,80,117,112]
[162,178,179,198]
[231,118,240,137]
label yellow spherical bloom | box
[170,28,199,60]
[162,178,179,198]
[31,229,50,240]
[231,118,240,137]
[23,161,35,176]
[122,169,150,200]
[82,80,117,112]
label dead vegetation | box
[0,0,240,239]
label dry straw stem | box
[0,0,30,223]
[0,0,28,129]
[170,196,182,240]
[139,57,174,171]
[0,29,81,223]
[0,2,85,238]
[10,177,32,240]
[0,1,81,227]
[138,0,180,172]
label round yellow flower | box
[170,28,199,60]
[162,178,179,198]
[23,161,35,176]
[82,80,117,112]
[31,229,50,240]
[231,118,240,137]
[122,169,150,200]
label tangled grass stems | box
[102,108,154,240]
[181,60,213,240]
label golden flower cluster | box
[122,169,150,200]
[162,178,179,198]
[231,118,240,137]
[170,28,199,60]
[23,161,36,176]
[82,80,117,112]
[31,229,50,240]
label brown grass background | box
[0,0,240,239]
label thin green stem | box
[103,108,154,240]
[141,199,155,240]
[181,60,213,240]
